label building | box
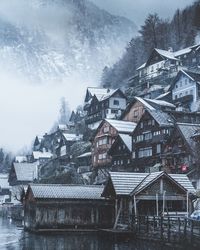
[84,87,127,130]
[108,134,132,172]
[170,70,200,112]
[132,109,175,172]
[121,96,175,123]
[8,162,39,203]
[0,174,11,204]
[161,122,200,174]
[102,171,195,229]
[24,184,114,231]
[137,44,200,88]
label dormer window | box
[113,100,119,105]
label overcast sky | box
[91,0,194,26]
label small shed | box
[102,171,196,229]
[24,184,114,231]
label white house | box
[170,70,200,112]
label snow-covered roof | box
[148,110,174,127]
[155,91,171,100]
[136,62,146,70]
[119,134,132,151]
[15,156,27,163]
[105,119,136,134]
[177,123,200,148]
[77,152,92,158]
[87,87,115,101]
[155,48,179,61]
[13,162,39,182]
[0,174,10,189]
[63,133,83,141]
[29,184,104,200]
[32,151,53,160]
[144,98,176,108]
[58,124,68,131]
[134,97,155,110]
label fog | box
[91,0,194,25]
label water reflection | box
[0,217,179,250]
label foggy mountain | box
[0,0,137,83]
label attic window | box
[113,100,119,105]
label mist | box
[0,0,134,153]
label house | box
[137,44,200,87]
[8,162,39,204]
[84,87,127,130]
[24,184,114,231]
[0,174,11,204]
[102,171,195,229]
[91,119,136,172]
[121,96,175,123]
[31,151,53,164]
[161,122,200,175]
[108,134,132,172]
[170,70,200,112]
[132,109,175,172]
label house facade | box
[137,44,200,87]
[84,88,127,130]
[102,172,195,229]
[171,70,200,112]
[108,134,132,172]
[132,110,175,172]
[24,184,114,231]
[91,119,136,169]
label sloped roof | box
[63,133,83,141]
[134,97,155,110]
[15,156,27,163]
[32,151,53,160]
[105,119,136,134]
[177,123,200,148]
[77,152,92,158]
[13,162,38,182]
[144,98,175,109]
[155,48,178,61]
[148,110,174,127]
[87,87,115,101]
[119,134,132,151]
[155,91,171,100]
[109,172,148,196]
[183,70,200,83]
[0,174,10,189]
[29,184,104,200]
[108,171,195,196]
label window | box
[138,147,152,158]
[136,135,143,142]
[185,79,187,85]
[134,110,138,118]
[140,122,143,129]
[175,95,177,99]
[113,100,119,105]
[152,120,155,126]
[147,120,152,125]
[153,131,161,136]
[179,93,182,98]
[127,159,131,164]
[190,89,193,95]
[98,153,107,160]
[103,126,109,133]
[176,84,178,88]
[185,91,188,95]
[111,110,118,114]
[98,137,108,146]
[132,151,136,159]
[144,132,152,140]
[156,144,161,153]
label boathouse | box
[24,184,114,231]
[102,171,196,229]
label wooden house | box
[0,174,11,204]
[170,70,200,112]
[161,122,200,174]
[102,171,195,229]
[24,184,114,231]
[132,109,175,172]
[84,88,127,130]
[108,134,132,172]
[121,96,175,123]
[91,119,136,169]
[137,44,200,88]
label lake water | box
[0,217,182,250]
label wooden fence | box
[132,215,200,248]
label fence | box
[132,215,200,248]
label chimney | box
[168,47,173,52]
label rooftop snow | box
[119,134,132,151]
[144,98,176,108]
[87,87,115,101]
[32,151,53,160]
[13,162,39,182]
[105,119,136,134]
[77,152,92,158]
[0,174,10,189]
[148,110,174,127]
[63,133,83,141]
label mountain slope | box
[0,0,137,83]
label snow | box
[134,97,155,110]
[32,151,53,160]
[105,119,136,133]
[119,134,132,151]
